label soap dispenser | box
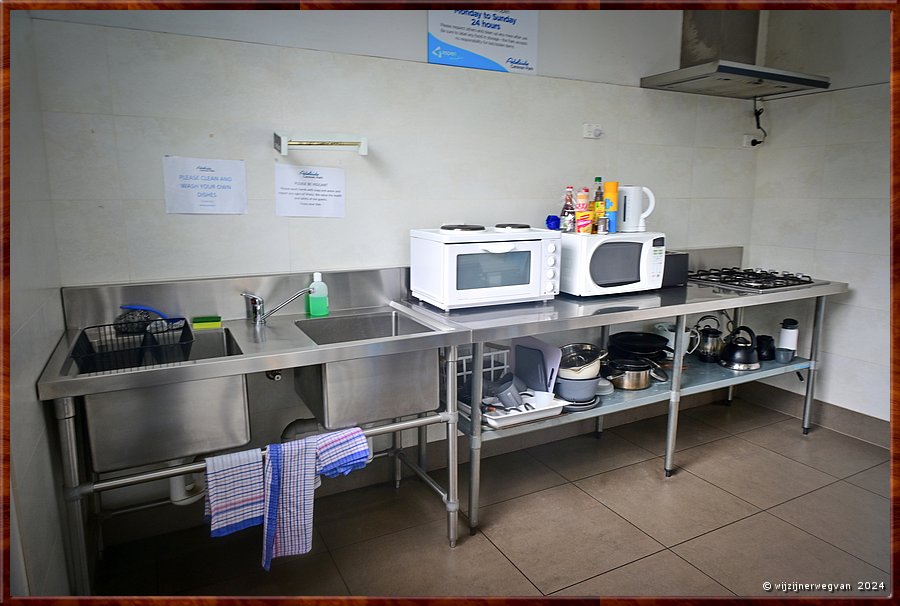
[308,272,329,317]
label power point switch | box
[583,123,603,139]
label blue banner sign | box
[427,10,538,74]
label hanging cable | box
[750,98,767,146]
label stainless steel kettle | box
[694,314,723,363]
[719,326,761,370]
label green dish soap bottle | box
[308,272,329,317]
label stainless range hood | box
[641,60,830,99]
[641,11,830,99]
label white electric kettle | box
[618,185,656,232]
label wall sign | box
[428,10,538,74]
[275,163,345,218]
[163,156,247,214]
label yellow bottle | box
[604,181,619,234]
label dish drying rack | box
[71,319,193,374]
[441,342,509,416]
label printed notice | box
[428,10,537,74]
[163,156,247,214]
[275,163,345,218]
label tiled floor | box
[94,399,892,597]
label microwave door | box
[589,241,643,287]
[449,241,541,303]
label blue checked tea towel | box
[204,449,265,537]
[262,428,369,569]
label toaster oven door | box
[448,240,542,304]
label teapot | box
[719,326,761,371]
[693,314,723,363]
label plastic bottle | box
[604,181,619,234]
[308,272,329,317]
[592,177,605,233]
[575,187,591,211]
[560,186,576,233]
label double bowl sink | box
[39,307,461,472]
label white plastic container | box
[778,318,799,350]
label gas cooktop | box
[688,267,829,293]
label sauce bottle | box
[560,186,576,232]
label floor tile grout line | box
[571,460,766,547]
[323,545,354,596]
[544,547,670,597]
[761,482,892,575]
[674,461,840,514]
[667,548,739,597]
[567,479,669,555]
[475,477,666,596]
[664,509,770,552]
[730,426,890,480]
[675,431,844,488]
[471,525,551,596]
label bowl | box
[554,375,602,403]
[774,347,794,363]
[558,343,606,379]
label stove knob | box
[547,243,557,253]
[547,256,556,267]
[546,269,556,279]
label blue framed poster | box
[427,10,538,74]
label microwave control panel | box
[649,236,666,282]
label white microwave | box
[559,231,666,296]
[410,226,561,311]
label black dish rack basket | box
[71,319,194,373]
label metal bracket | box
[274,132,368,156]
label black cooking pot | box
[608,332,673,359]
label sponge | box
[191,315,222,330]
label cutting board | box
[511,336,562,391]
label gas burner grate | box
[688,267,824,292]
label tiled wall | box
[9,14,69,596]
[31,19,756,285]
[744,84,890,421]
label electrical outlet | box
[742,134,756,148]
[583,123,603,139]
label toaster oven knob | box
[546,269,556,279]
[547,243,557,253]
[544,282,555,293]
[547,256,556,267]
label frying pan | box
[608,332,674,357]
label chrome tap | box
[241,287,313,325]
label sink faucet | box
[241,287,313,325]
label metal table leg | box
[444,345,459,547]
[664,316,688,477]
[467,341,484,535]
[54,397,91,595]
[392,424,402,488]
[802,297,826,434]
[418,414,428,471]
